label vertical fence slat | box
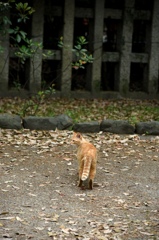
[118,0,135,95]
[148,0,159,93]
[61,0,75,97]
[0,12,9,93]
[29,0,44,93]
[91,0,105,95]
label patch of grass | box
[64,109,79,122]
[0,97,159,125]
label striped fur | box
[71,132,97,189]
[81,156,92,181]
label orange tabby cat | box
[71,132,97,189]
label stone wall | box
[1,113,159,135]
[0,0,159,99]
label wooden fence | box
[0,0,159,99]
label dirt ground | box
[0,129,159,240]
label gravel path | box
[0,130,159,239]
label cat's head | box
[71,132,83,145]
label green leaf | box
[3,16,11,25]
[23,2,28,9]
[16,2,23,10]
[81,48,87,52]
[74,45,81,50]
[8,28,15,34]
[17,18,22,23]
[16,34,21,43]
[20,30,27,39]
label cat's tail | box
[81,156,92,181]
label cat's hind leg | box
[78,162,84,187]
[89,179,93,190]
[78,178,83,187]
[89,165,96,190]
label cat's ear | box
[76,132,82,139]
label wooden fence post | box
[29,0,44,93]
[61,0,75,97]
[118,0,134,95]
[148,0,159,94]
[0,12,9,93]
[91,0,105,95]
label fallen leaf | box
[63,157,72,161]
